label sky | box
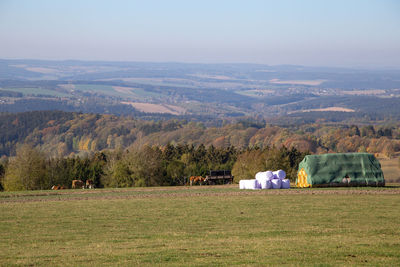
[0,0,399,67]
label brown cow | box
[189,176,205,186]
[86,179,95,189]
[51,185,66,190]
[72,179,85,189]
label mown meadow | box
[1,185,400,266]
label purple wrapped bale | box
[265,171,274,180]
[271,179,282,189]
[273,170,286,180]
[260,179,272,189]
[281,179,290,189]
[255,172,263,180]
[239,179,259,190]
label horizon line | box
[2,57,400,71]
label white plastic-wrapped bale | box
[273,170,286,180]
[255,172,263,180]
[255,179,261,189]
[265,171,274,180]
[256,171,271,181]
[281,179,290,189]
[259,178,272,189]
[255,172,268,189]
[239,179,259,190]
[239,180,246,189]
[250,179,260,190]
[266,180,273,189]
[271,179,282,189]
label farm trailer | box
[205,170,234,185]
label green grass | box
[73,84,159,99]
[74,84,116,95]
[1,186,400,266]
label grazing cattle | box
[189,176,205,186]
[72,179,85,189]
[85,179,95,189]
[51,185,66,190]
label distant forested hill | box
[0,111,399,158]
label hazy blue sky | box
[1,0,399,67]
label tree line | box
[0,143,307,191]
[0,111,399,159]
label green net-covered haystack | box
[296,153,385,187]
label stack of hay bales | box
[239,179,259,190]
[239,170,290,189]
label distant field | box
[74,84,116,95]
[122,102,186,115]
[70,84,159,100]
[342,90,386,95]
[189,74,235,80]
[114,78,198,88]
[25,67,59,74]
[1,186,399,266]
[269,79,326,86]
[292,107,356,113]
[1,87,68,97]
[236,89,274,98]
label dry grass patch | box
[269,79,326,86]
[342,90,386,95]
[122,102,186,115]
[291,107,356,113]
[380,156,400,182]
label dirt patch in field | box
[59,84,76,90]
[342,90,385,95]
[1,186,399,203]
[189,74,234,80]
[290,107,355,113]
[269,79,326,86]
[122,102,186,115]
[112,86,135,94]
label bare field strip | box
[269,79,326,86]
[112,86,135,94]
[122,102,186,115]
[342,89,386,95]
[290,107,356,113]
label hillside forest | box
[0,111,399,191]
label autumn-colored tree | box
[2,144,47,191]
[166,160,185,185]
[131,146,165,186]
[231,149,266,182]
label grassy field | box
[1,186,400,266]
[73,84,159,100]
